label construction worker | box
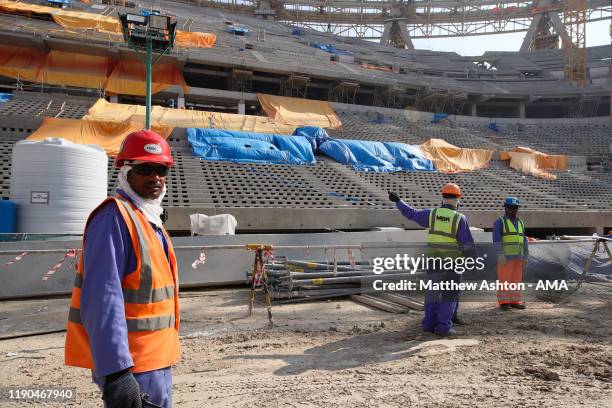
[389,183,476,336]
[493,197,528,310]
[65,130,179,408]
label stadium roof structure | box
[181,0,611,48]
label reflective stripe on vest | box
[500,216,525,256]
[117,200,174,305]
[427,207,462,257]
[69,306,176,332]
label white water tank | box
[10,138,108,234]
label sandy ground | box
[0,285,611,408]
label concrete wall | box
[167,207,612,233]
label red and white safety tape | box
[3,251,29,266]
[191,247,207,269]
[41,249,79,281]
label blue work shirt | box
[492,215,529,259]
[396,200,477,258]
[80,189,169,378]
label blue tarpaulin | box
[432,113,449,123]
[292,126,329,151]
[319,139,435,172]
[0,93,13,103]
[187,128,315,165]
[291,27,304,36]
[46,0,73,6]
[309,42,350,55]
[226,25,250,36]
[488,122,500,132]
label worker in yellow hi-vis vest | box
[389,183,477,336]
[493,197,529,310]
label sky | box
[412,20,611,56]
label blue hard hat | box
[504,197,520,206]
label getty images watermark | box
[369,254,569,293]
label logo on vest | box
[144,143,163,154]
[436,215,451,222]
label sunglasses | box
[131,164,170,177]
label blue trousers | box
[422,269,461,334]
[93,367,173,408]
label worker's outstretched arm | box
[80,204,135,377]
[389,191,431,228]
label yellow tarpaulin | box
[0,0,121,33]
[26,117,171,156]
[257,94,342,129]
[41,50,109,89]
[419,138,493,173]
[0,0,216,47]
[51,11,121,34]
[499,146,568,180]
[175,30,216,48]
[84,99,297,134]
[0,44,43,82]
[105,59,189,96]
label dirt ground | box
[0,284,611,408]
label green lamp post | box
[119,12,177,129]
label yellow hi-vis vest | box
[427,207,462,258]
[500,216,525,256]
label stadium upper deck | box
[0,0,609,118]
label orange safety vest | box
[65,196,180,373]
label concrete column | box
[471,103,477,116]
[519,101,526,118]
[238,101,246,115]
[110,95,118,103]
[177,97,185,109]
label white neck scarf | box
[117,164,166,228]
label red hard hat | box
[115,130,173,168]
[441,182,462,197]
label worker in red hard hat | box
[65,130,179,408]
[389,182,476,336]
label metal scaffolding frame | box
[563,0,588,86]
[415,87,467,114]
[189,0,610,42]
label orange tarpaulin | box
[105,59,189,96]
[0,44,43,82]
[499,146,568,180]
[0,1,215,47]
[175,31,216,48]
[257,94,342,129]
[84,99,297,134]
[0,0,52,17]
[51,11,121,34]
[360,63,393,72]
[420,138,493,173]
[0,0,121,33]
[26,117,171,156]
[41,50,109,89]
